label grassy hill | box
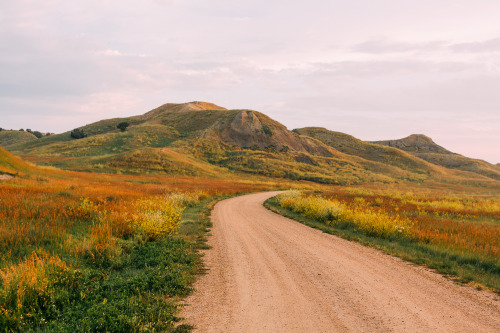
[373,135,500,180]
[0,146,35,175]
[293,128,442,175]
[373,134,452,154]
[0,130,37,147]
[3,102,499,185]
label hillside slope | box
[373,135,500,180]
[0,146,34,175]
[3,102,364,183]
[294,128,442,175]
[373,134,452,154]
[7,102,334,156]
[3,102,498,185]
[0,130,37,147]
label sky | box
[1,0,499,164]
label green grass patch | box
[1,197,223,332]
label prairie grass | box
[270,189,500,292]
[0,158,279,331]
[276,191,413,238]
[132,197,183,240]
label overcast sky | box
[1,0,499,163]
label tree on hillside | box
[19,129,24,131]
[117,122,130,132]
[70,128,87,139]
[33,131,43,138]
[0,128,3,131]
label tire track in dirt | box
[182,191,500,332]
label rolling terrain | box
[2,102,499,187]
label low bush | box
[132,197,183,241]
[70,128,87,139]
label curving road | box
[182,191,500,332]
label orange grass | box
[320,188,500,260]
[0,165,280,266]
[0,158,283,329]
[0,252,71,318]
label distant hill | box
[3,102,350,181]
[0,130,37,147]
[293,128,442,175]
[373,135,500,180]
[3,102,499,185]
[373,134,452,154]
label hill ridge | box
[372,134,499,180]
[2,101,499,184]
[372,134,453,154]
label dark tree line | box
[0,127,51,138]
[26,129,44,138]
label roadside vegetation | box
[267,189,500,293]
[0,148,279,332]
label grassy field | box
[266,189,500,293]
[1,139,499,331]
[0,147,282,332]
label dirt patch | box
[0,174,14,180]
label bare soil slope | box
[183,192,500,332]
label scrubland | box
[269,188,500,292]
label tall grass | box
[271,190,500,291]
[0,166,279,331]
[276,191,412,238]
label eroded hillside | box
[2,101,499,185]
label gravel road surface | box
[183,191,500,332]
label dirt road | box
[183,192,500,332]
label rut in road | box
[182,191,500,332]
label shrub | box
[117,122,130,132]
[262,125,273,136]
[133,198,183,240]
[70,128,87,139]
[33,131,43,139]
[165,191,207,207]
[280,145,290,153]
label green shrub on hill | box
[117,122,130,132]
[70,128,87,139]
